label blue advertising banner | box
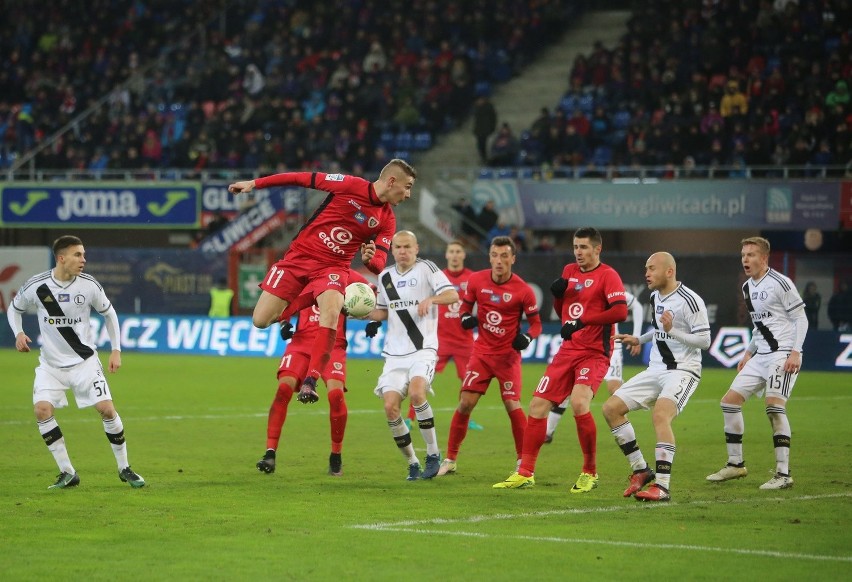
[0,182,200,227]
[2,317,850,373]
[479,180,841,230]
[197,186,305,253]
[82,248,228,314]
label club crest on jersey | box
[580,367,590,375]
[74,294,85,305]
[759,291,768,300]
[325,173,345,182]
[58,294,70,302]
[502,293,512,302]
[354,211,367,223]
[329,274,340,282]
[368,217,379,228]
[585,279,594,287]
[502,382,514,393]
[333,362,343,370]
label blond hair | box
[741,236,770,255]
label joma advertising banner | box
[0,182,200,227]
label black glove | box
[460,313,477,330]
[550,277,568,298]
[365,321,381,338]
[512,333,531,351]
[560,319,584,340]
[279,321,294,341]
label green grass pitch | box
[1,349,850,580]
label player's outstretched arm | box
[228,180,256,194]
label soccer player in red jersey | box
[228,159,415,404]
[436,236,542,477]
[256,271,373,477]
[494,227,627,492]
[436,240,475,381]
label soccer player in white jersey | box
[364,231,458,480]
[6,235,145,490]
[706,236,808,490]
[544,291,644,443]
[602,252,711,501]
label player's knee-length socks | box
[611,420,648,472]
[38,416,74,474]
[508,407,526,459]
[413,401,439,456]
[328,389,347,454]
[575,412,597,474]
[446,411,470,461]
[519,416,547,477]
[766,405,791,474]
[103,414,129,469]
[307,327,336,380]
[388,416,418,464]
[721,403,745,465]
[266,383,294,450]
[655,442,676,489]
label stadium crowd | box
[499,0,852,178]
[0,0,575,173]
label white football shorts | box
[33,355,112,409]
[614,368,700,414]
[374,352,437,399]
[729,351,800,401]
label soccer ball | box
[343,282,376,318]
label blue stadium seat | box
[395,132,413,149]
[413,132,432,150]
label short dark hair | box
[381,158,417,179]
[52,235,83,256]
[490,236,516,254]
[573,227,602,247]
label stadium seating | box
[1,0,583,173]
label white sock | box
[721,404,744,465]
[103,414,129,469]
[611,421,647,472]
[413,401,439,456]
[38,416,75,474]
[388,417,418,464]
[655,442,676,490]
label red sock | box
[446,411,470,460]
[575,412,597,474]
[277,292,315,322]
[328,389,347,454]
[307,326,336,379]
[266,383,294,450]
[519,416,546,477]
[508,407,527,459]
[407,404,416,421]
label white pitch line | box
[367,527,852,563]
[350,493,852,563]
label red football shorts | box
[277,346,347,384]
[261,254,348,303]
[533,349,609,404]
[436,346,472,381]
[460,351,522,401]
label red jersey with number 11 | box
[254,171,396,274]
[556,262,626,355]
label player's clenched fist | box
[228,180,256,194]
